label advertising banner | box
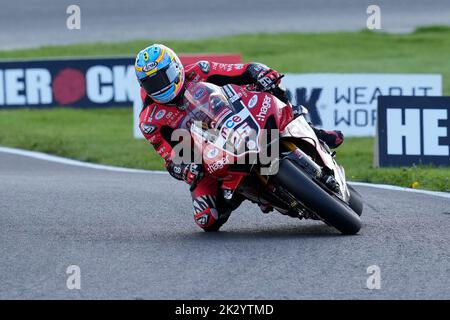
[376,96,450,167]
[282,74,442,137]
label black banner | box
[377,96,450,166]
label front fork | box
[278,140,341,194]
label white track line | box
[0,146,448,199]
[0,146,166,174]
[349,182,450,200]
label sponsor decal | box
[164,110,183,125]
[229,92,241,103]
[147,135,157,143]
[154,109,166,120]
[247,140,257,150]
[248,95,258,109]
[211,63,234,72]
[222,84,242,103]
[173,166,182,174]
[220,126,229,139]
[189,164,201,175]
[142,61,158,72]
[160,152,170,159]
[222,85,242,103]
[194,87,206,100]
[256,95,272,121]
[157,145,166,155]
[225,115,242,128]
[258,75,274,90]
[198,61,210,74]
[230,122,254,151]
[222,85,234,99]
[211,62,218,70]
[246,140,257,150]
[206,147,219,159]
[140,123,156,135]
[252,64,263,72]
[223,189,233,200]
[207,154,230,173]
[196,214,208,226]
[165,111,173,119]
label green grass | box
[338,138,450,192]
[1,27,450,191]
[2,27,450,93]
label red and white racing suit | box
[139,61,282,231]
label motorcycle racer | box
[135,44,344,231]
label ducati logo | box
[140,123,156,135]
[198,61,210,74]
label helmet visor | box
[141,63,180,95]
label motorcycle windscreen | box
[183,82,232,128]
[191,112,262,159]
[184,82,261,158]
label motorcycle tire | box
[347,184,364,216]
[274,159,361,235]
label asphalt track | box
[1,0,450,49]
[0,151,449,299]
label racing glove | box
[167,162,204,186]
[254,68,289,104]
[256,69,283,92]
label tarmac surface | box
[1,152,449,299]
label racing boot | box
[312,127,344,149]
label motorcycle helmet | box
[135,44,185,104]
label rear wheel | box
[274,159,361,235]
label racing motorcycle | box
[181,81,363,234]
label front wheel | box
[347,184,363,216]
[274,159,361,235]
